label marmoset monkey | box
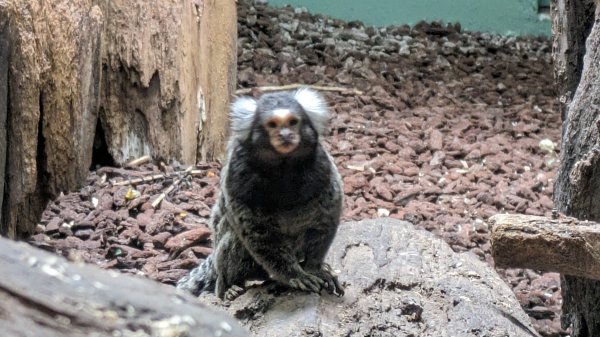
[177,88,344,300]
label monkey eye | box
[288,118,299,126]
[266,121,278,129]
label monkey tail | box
[176,255,217,296]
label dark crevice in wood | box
[90,114,115,170]
[36,91,48,197]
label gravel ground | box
[28,1,566,336]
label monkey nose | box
[279,128,293,141]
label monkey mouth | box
[272,139,299,154]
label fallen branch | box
[151,166,194,209]
[489,213,600,280]
[235,83,364,96]
[96,167,149,178]
[112,169,204,187]
[124,155,152,167]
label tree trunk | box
[0,12,8,231]
[551,0,595,120]
[553,1,600,335]
[0,0,237,237]
[197,0,238,161]
[0,0,104,238]
[96,0,236,165]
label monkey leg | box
[227,204,328,295]
[302,227,345,297]
[214,231,268,300]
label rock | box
[199,219,537,337]
[0,236,248,337]
[165,227,211,252]
[429,129,444,151]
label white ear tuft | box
[294,87,329,136]
[230,96,257,140]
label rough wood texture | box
[197,0,238,161]
[551,0,595,120]
[200,219,540,337]
[97,0,236,164]
[0,13,8,228]
[0,0,237,236]
[490,214,600,280]
[0,1,103,237]
[0,236,248,337]
[553,1,600,335]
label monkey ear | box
[230,96,257,140]
[294,87,329,136]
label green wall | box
[268,0,551,36]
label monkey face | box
[263,109,301,154]
[230,88,329,162]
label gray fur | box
[293,87,329,136]
[177,89,344,300]
[176,255,215,295]
[229,96,257,140]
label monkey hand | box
[287,272,326,294]
[310,267,345,297]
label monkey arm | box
[225,200,325,293]
[300,189,345,296]
[302,224,338,269]
[304,170,343,270]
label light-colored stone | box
[200,218,538,337]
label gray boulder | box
[200,218,539,337]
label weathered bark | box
[490,214,600,280]
[553,2,600,335]
[0,236,248,337]
[0,1,103,237]
[97,0,235,164]
[551,0,595,120]
[0,0,237,236]
[0,12,8,228]
[197,0,238,160]
[200,219,540,337]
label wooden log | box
[490,214,600,280]
[0,236,248,337]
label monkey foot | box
[322,273,344,297]
[224,285,246,301]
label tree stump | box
[0,0,237,236]
[552,0,600,335]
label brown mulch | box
[28,1,565,336]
